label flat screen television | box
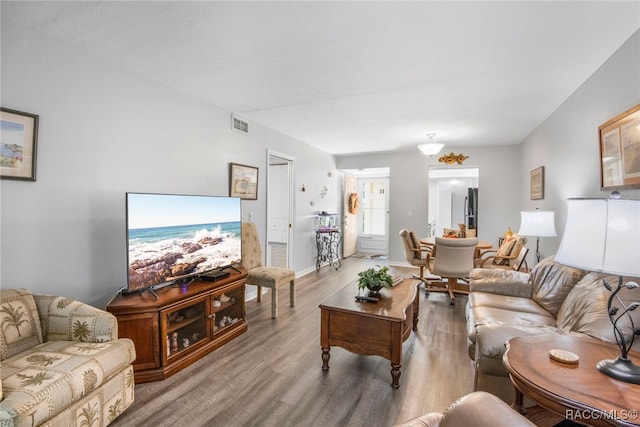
[126,192,242,293]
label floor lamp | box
[555,198,640,384]
[518,209,557,263]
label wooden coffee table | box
[319,277,419,388]
[504,335,640,426]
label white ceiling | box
[2,1,639,155]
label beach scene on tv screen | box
[127,194,241,290]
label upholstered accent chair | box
[240,222,296,319]
[394,391,535,427]
[0,288,135,427]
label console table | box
[504,335,640,426]
[319,277,419,388]
[315,228,342,271]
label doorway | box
[357,177,390,254]
[427,167,479,237]
[267,151,294,268]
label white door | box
[267,152,294,268]
[268,164,289,243]
[343,174,358,258]
[357,178,389,254]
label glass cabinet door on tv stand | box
[163,296,209,363]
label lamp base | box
[596,356,640,384]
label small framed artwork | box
[598,104,640,189]
[229,162,258,200]
[530,166,544,200]
[1,107,39,181]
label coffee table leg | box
[391,363,401,389]
[322,347,330,370]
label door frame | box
[267,149,295,268]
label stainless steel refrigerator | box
[465,187,478,231]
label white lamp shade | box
[518,211,557,237]
[418,143,444,156]
[555,199,640,276]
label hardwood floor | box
[111,257,475,427]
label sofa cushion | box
[0,289,44,361]
[0,338,135,427]
[468,292,551,315]
[556,273,640,350]
[529,257,587,316]
[474,323,576,374]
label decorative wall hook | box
[438,152,469,165]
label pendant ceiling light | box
[418,133,444,156]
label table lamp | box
[518,209,557,263]
[555,198,640,384]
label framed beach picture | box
[229,162,258,200]
[598,104,640,189]
[1,108,39,181]
[530,166,544,200]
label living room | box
[1,2,640,426]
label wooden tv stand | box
[106,267,247,383]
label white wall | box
[336,145,521,265]
[0,19,339,307]
[519,29,640,262]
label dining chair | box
[475,234,528,269]
[399,229,436,286]
[480,246,529,272]
[430,237,478,304]
[240,222,296,319]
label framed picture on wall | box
[229,162,258,200]
[598,104,640,189]
[1,107,39,181]
[530,166,544,200]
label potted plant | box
[357,265,394,296]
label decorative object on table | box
[357,265,394,296]
[229,162,258,200]
[0,107,38,181]
[417,133,444,156]
[598,104,640,190]
[518,208,557,263]
[438,152,469,165]
[555,197,640,384]
[171,332,179,352]
[530,166,544,200]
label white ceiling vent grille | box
[232,114,249,134]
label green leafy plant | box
[357,266,393,291]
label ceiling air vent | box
[232,114,249,134]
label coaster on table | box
[549,349,580,365]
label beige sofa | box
[466,257,640,403]
[0,289,136,426]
